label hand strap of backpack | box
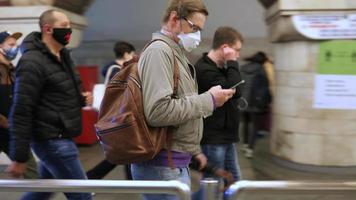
[142,39,179,169]
[104,64,121,85]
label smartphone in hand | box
[230,80,245,89]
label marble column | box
[259,0,356,167]
[0,0,94,48]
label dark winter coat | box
[9,32,84,162]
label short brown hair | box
[39,9,57,29]
[212,26,244,50]
[162,0,209,23]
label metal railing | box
[0,179,190,200]
[200,179,220,200]
[225,180,356,200]
[2,179,356,200]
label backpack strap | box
[142,39,180,169]
[142,39,180,97]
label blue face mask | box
[3,46,19,61]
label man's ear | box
[42,24,53,34]
[169,11,180,21]
[219,44,228,54]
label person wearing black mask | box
[7,10,92,200]
[0,31,38,179]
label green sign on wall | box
[318,40,356,75]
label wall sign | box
[292,15,356,39]
[314,40,356,109]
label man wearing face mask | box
[7,10,92,200]
[132,1,235,200]
[0,31,21,137]
[0,31,38,179]
[194,26,244,199]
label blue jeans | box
[192,143,241,200]
[202,143,241,181]
[21,138,92,200]
[131,164,190,200]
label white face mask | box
[177,31,201,52]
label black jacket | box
[195,53,242,144]
[240,62,270,112]
[9,32,84,162]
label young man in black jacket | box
[195,26,244,182]
[7,10,92,200]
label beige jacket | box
[263,61,275,96]
[138,33,214,155]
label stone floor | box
[0,136,355,199]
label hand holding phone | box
[230,80,245,89]
[209,85,235,108]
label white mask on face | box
[177,31,201,52]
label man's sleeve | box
[139,47,214,127]
[9,61,44,162]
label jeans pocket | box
[159,167,180,180]
[43,139,78,158]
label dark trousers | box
[86,159,132,180]
[242,112,264,149]
[22,138,91,200]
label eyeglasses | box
[183,18,202,33]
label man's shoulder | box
[195,55,207,66]
[17,51,51,73]
[195,55,217,71]
[144,40,172,54]
[140,41,175,65]
[21,49,48,63]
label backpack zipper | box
[110,80,127,85]
[97,123,133,135]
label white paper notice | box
[314,75,356,109]
[292,14,356,39]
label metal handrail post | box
[201,178,220,200]
[225,180,356,200]
[0,179,191,200]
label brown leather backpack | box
[95,39,179,165]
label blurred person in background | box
[0,30,38,179]
[240,51,272,158]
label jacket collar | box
[152,32,186,56]
[202,52,218,67]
